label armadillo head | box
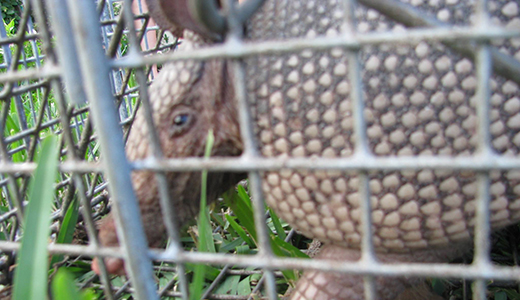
[145,0,223,40]
[92,41,244,274]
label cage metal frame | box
[0,0,519,299]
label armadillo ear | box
[145,0,220,39]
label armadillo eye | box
[170,111,195,137]
[173,114,190,126]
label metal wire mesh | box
[0,0,519,299]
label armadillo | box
[93,0,520,299]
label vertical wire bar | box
[77,178,117,299]
[133,0,153,54]
[121,0,178,251]
[0,0,31,100]
[64,0,158,299]
[52,78,115,300]
[28,0,56,64]
[120,1,189,298]
[342,0,374,254]
[249,170,278,298]
[226,1,277,297]
[0,11,20,226]
[347,54,374,258]
[358,171,376,300]
[342,0,376,299]
[0,7,30,149]
[231,61,272,251]
[231,59,278,299]
[0,104,24,223]
[43,0,88,106]
[100,6,128,121]
[473,46,492,299]
[231,60,260,157]
[473,0,492,299]
[28,0,56,134]
[72,115,82,147]
[132,40,192,300]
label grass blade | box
[270,235,309,259]
[269,207,286,241]
[190,130,216,300]
[198,129,216,254]
[223,186,257,243]
[13,136,58,300]
[225,214,255,249]
[214,275,240,295]
[50,197,79,267]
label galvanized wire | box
[0,0,519,299]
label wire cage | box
[0,0,519,299]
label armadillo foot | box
[92,257,126,276]
[291,244,464,300]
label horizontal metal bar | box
[0,240,125,258]
[170,251,520,282]
[358,0,520,87]
[4,107,89,144]
[5,80,49,97]
[0,64,61,84]
[1,154,520,176]
[132,155,520,172]
[3,27,516,84]
[0,55,46,69]
[0,33,40,47]
[0,240,517,282]
[112,26,519,68]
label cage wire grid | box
[0,0,518,299]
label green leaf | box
[225,214,255,249]
[219,236,245,253]
[51,197,80,267]
[237,276,252,295]
[214,275,240,295]
[158,271,175,289]
[5,19,15,36]
[81,289,97,300]
[269,236,304,282]
[13,136,58,300]
[494,290,507,300]
[223,186,257,243]
[51,268,96,300]
[235,244,251,255]
[185,263,220,281]
[51,268,82,300]
[270,235,309,259]
[269,208,286,240]
[189,263,207,300]
[430,278,445,296]
[211,210,226,228]
[237,185,252,209]
[503,289,520,299]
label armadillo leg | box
[291,244,464,300]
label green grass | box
[12,136,58,300]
